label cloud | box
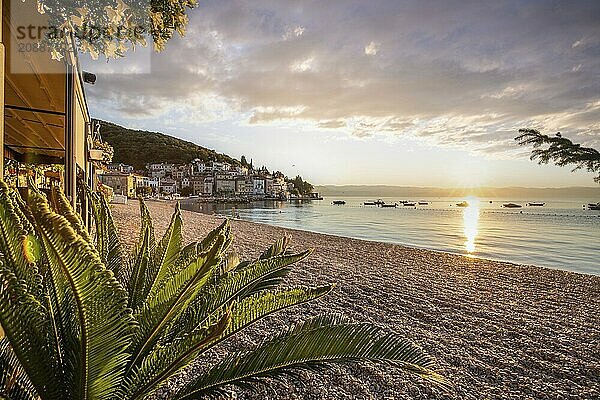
[283,25,305,40]
[83,0,600,157]
[364,41,380,56]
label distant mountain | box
[96,120,240,170]
[315,185,600,199]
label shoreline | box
[178,200,597,278]
[113,201,600,399]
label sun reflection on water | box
[463,197,480,254]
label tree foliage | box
[36,0,197,60]
[96,120,239,170]
[180,185,193,197]
[0,181,446,399]
[515,129,600,183]
[289,175,314,195]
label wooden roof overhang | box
[2,0,70,164]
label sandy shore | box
[112,200,600,400]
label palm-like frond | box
[145,203,184,299]
[170,250,311,340]
[0,184,59,399]
[27,189,135,399]
[0,183,43,300]
[85,185,126,280]
[0,183,444,400]
[49,187,93,244]
[0,338,37,400]
[126,232,227,374]
[175,314,446,399]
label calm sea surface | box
[182,196,600,275]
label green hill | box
[96,120,240,170]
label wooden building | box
[1,0,99,218]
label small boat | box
[332,200,346,205]
[381,203,397,208]
[456,201,468,207]
[403,202,416,207]
[527,202,545,206]
[503,203,522,208]
[363,201,377,206]
[587,202,600,210]
[418,201,428,205]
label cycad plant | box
[0,181,445,399]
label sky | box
[82,0,600,187]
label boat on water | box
[503,203,522,208]
[332,200,346,205]
[418,201,429,205]
[527,202,545,206]
[403,202,416,207]
[381,203,397,208]
[587,202,600,210]
[456,201,469,207]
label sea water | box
[182,197,600,275]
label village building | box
[107,163,134,173]
[203,177,214,195]
[252,178,265,195]
[98,173,136,198]
[159,177,177,194]
[215,176,236,195]
[190,177,205,195]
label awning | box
[3,0,67,162]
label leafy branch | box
[515,129,600,183]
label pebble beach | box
[112,200,600,400]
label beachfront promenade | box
[112,201,600,400]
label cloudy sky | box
[82,0,600,187]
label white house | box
[180,176,191,189]
[212,162,231,172]
[252,178,265,195]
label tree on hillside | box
[289,175,314,195]
[240,155,249,168]
[180,185,193,197]
[515,129,600,183]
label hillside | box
[97,120,240,170]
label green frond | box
[0,183,43,299]
[142,203,183,304]
[126,232,227,376]
[135,198,156,257]
[84,186,127,283]
[0,338,37,400]
[175,314,445,399]
[244,237,297,295]
[259,236,290,259]
[0,261,60,399]
[198,220,230,253]
[222,285,333,340]
[172,250,311,340]
[27,190,135,400]
[128,227,152,311]
[50,186,92,244]
[123,311,231,400]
